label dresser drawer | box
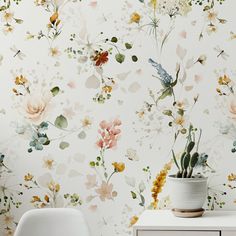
[138,231,220,236]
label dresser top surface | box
[134,210,236,230]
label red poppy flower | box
[94,51,109,66]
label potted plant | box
[167,125,208,217]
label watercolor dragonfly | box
[214,46,229,60]
[10,45,26,60]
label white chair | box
[14,208,90,236]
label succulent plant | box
[172,125,203,178]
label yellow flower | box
[3,215,14,226]
[206,10,218,22]
[24,173,34,181]
[228,173,236,181]
[130,12,141,24]
[35,0,47,6]
[102,85,112,93]
[150,0,157,10]
[81,116,92,128]
[112,162,125,172]
[48,181,60,192]
[15,75,28,85]
[49,47,61,57]
[3,11,14,22]
[31,196,41,203]
[218,74,231,85]
[43,158,55,170]
[175,101,185,109]
[3,25,14,34]
[129,215,139,227]
[151,162,172,209]
[207,24,218,34]
[4,228,14,236]
[136,110,145,119]
[174,116,185,126]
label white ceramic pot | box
[167,175,208,210]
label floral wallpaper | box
[1,0,236,235]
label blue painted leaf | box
[148,58,173,87]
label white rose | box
[23,91,52,124]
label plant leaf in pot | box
[168,125,208,217]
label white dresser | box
[133,210,236,236]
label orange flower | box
[44,195,50,203]
[50,12,59,24]
[31,196,41,203]
[130,12,141,24]
[112,162,125,172]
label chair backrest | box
[14,208,90,236]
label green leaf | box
[183,153,191,169]
[177,109,184,116]
[59,141,70,150]
[172,150,180,170]
[0,6,7,11]
[115,53,125,64]
[131,191,137,199]
[90,161,95,167]
[111,37,118,43]
[203,5,211,11]
[170,77,178,87]
[54,115,68,129]
[187,141,195,153]
[51,86,60,96]
[180,152,186,170]
[190,152,199,168]
[132,55,138,62]
[158,88,172,100]
[78,131,86,139]
[163,110,172,116]
[125,43,132,49]
[140,194,145,206]
[14,18,23,24]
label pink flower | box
[95,181,113,201]
[108,139,117,149]
[96,139,104,148]
[113,118,122,126]
[96,119,122,150]
[110,128,121,135]
[99,120,107,129]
